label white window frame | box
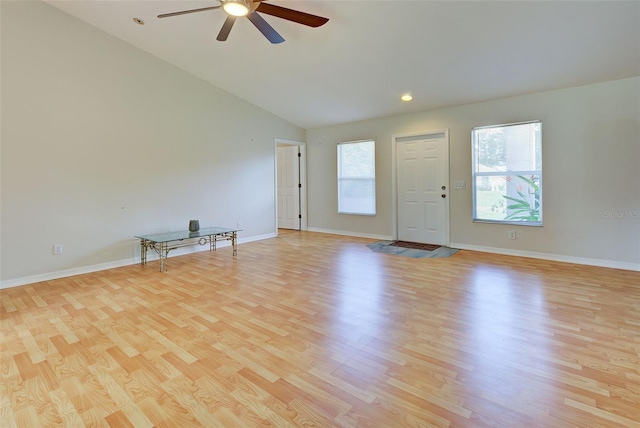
[337,139,376,216]
[472,120,542,226]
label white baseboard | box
[450,242,640,272]
[237,232,277,244]
[306,227,393,241]
[0,259,136,290]
[0,233,277,290]
[305,231,639,271]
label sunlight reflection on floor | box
[463,266,553,397]
[332,247,386,346]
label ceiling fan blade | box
[247,12,284,44]
[255,3,328,28]
[217,16,237,41]
[157,5,221,19]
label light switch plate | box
[453,181,466,189]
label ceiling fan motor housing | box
[221,0,251,17]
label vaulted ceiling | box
[44,1,640,129]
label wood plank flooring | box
[2,231,639,427]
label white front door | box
[277,145,300,230]
[396,131,449,245]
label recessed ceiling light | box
[401,94,413,102]
[133,17,145,25]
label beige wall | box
[0,1,305,283]
[306,77,640,269]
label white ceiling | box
[44,0,640,129]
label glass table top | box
[135,227,240,243]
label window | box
[337,140,376,215]
[472,121,542,225]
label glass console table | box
[135,227,240,272]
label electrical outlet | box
[237,221,242,229]
[508,231,516,240]
[325,215,330,221]
[53,244,63,255]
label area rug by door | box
[367,241,458,259]
[390,241,441,251]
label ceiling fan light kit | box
[222,0,250,17]
[157,0,329,44]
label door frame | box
[391,129,450,244]
[274,139,307,233]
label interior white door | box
[397,132,449,245]
[277,145,300,230]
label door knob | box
[441,194,446,198]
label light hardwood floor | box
[1,231,639,427]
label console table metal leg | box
[140,240,147,265]
[159,242,166,272]
[232,232,237,256]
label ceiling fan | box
[157,0,329,44]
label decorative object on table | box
[189,219,200,232]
